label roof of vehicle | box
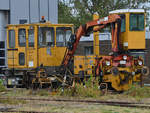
[7,21,74,27]
[109,9,145,14]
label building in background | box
[0,0,58,73]
[75,33,112,56]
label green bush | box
[0,80,6,92]
[58,76,102,98]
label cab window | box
[56,27,72,47]
[8,30,15,48]
[18,29,26,47]
[85,46,93,55]
[130,13,144,31]
[28,29,34,47]
[38,27,54,47]
[120,14,125,32]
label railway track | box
[0,97,150,110]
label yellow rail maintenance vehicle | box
[74,9,149,91]
[4,19,74,88]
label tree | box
[58,0,72,24]
[59,0,150,27]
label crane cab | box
[5,22,73,87]
[7,22,73,69]
[109,9,145,51]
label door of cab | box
[26,26,38,68]
[7,27,18,68]
[17,26,37,68]
[17,27,27,68]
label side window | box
[18,29,26,47]
[120,14,126,32]
[85,46,93,55]
[19,52,25,65]
[38,27,54,47]
[56,27,72,47]
[130,13,144,31]
[8,30,15,48]
[28,29,34,47]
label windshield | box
[38,27,54,47]
[130,13,144,31]
[56,27,72,47]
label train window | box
[56,27,72,47]
[19,52,25,65]
[120,14,125,32]
[38,27,54,47]
[0,41,5,48]
[0,50,5,57]
[0,59,5,66]
[18,29,26,47]
[130,13,144,31]
[28,29,34,47]
[8,30,15,48]
[85,46,93,55]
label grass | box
[6,88,50,97]
[124,84,150,99]
[0,97,27,105]
[0,80,6,92]
[2,78,150,102]
[35,89,50,96]
[57,76,102,98]
[1,81,150,113]
[17,101,150,113]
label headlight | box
[11,79,15,82]
[120,60,126,64]
[16,78,20,81]
[123,55,127,60]
[138,60,143,66]
[106,61,110,66]
[132,71,135,75]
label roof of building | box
[80,33,111,41]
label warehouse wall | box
[75,40,112,55]
[0,0,9,10]
[9,0,58,24]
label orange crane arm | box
[62,14,121,68]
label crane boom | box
[62,14,121,68]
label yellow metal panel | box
[74,56,85,74]
[93,14,99,56]
[7,51,18,67]
[128,31,145,49]
[38,47,67,66]
[74,55,96,75]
